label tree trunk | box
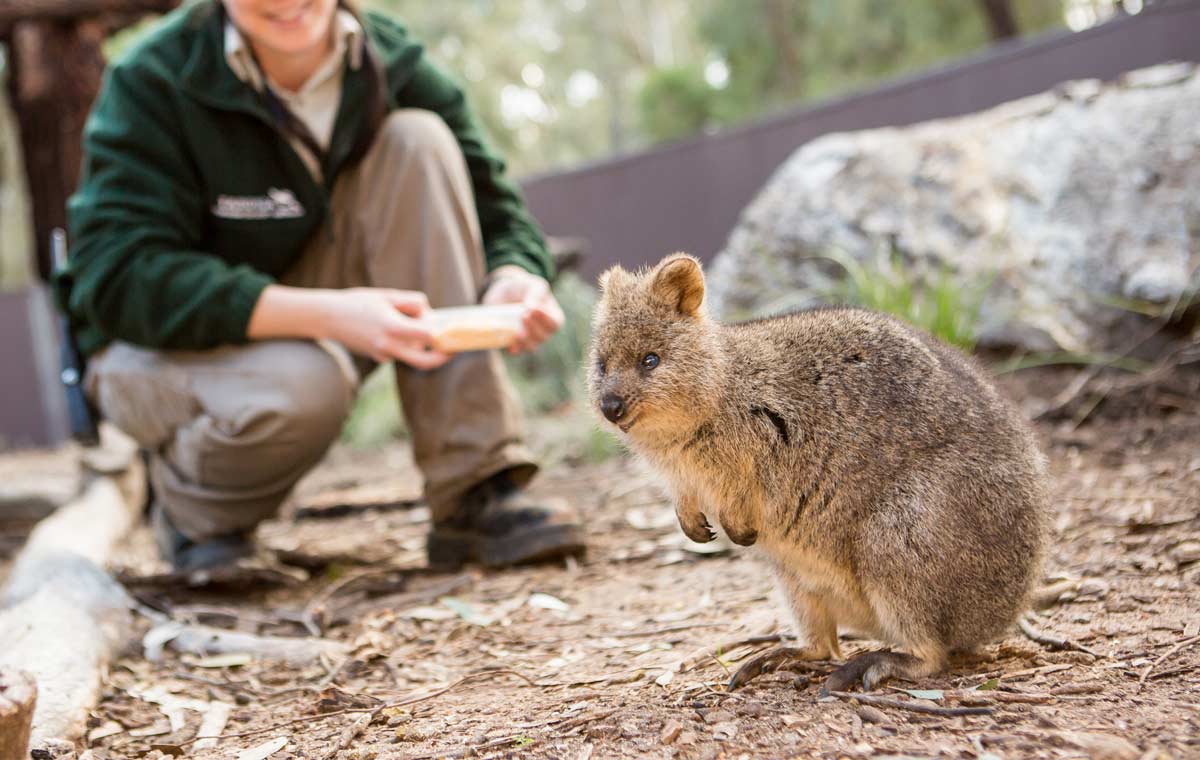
[0,0,181,279]
[0,0,177,26]
[765,0,804,100]
[978,0,1020,41]
[0,669,36,760]
[5,19,108,280]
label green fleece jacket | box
[57,2,552,357]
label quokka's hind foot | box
[821,649,941,694]
[726,646,833,691]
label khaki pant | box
[87,110,537,541]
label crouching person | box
[55,0,584,572]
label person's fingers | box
[522,315,553,346]
[383,313,433,344]
[480,283,508,305]
[527,307,560,334]
[383,290,430,317]
[390,342,451,370]
[482,275,525,305]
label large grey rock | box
[709,62,1200,353]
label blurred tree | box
[693,0,1065,134]
[98,0,1080,176]
[979,0,1019,40]
[637,64,717,143]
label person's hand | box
[322,288,450,370]
[481,266,564,354]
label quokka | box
[588,253,1048,691]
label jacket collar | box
[177,2,271,119]
[223,8,363,94]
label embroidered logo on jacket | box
[211,188,305,220]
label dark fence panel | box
[521,2,1200,280]
[0,288,67,448]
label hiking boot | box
[151,502,254,573]
[426,470,586,570]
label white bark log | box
[0,427,144,748]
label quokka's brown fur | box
[588,253,1049,691]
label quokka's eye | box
[641,353,660,370]
[597,359,607,375]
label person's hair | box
[336,0,389,167]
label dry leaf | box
[87,721,125,743]
[901,688,945,701]
[528,593,570,612]
[236,736,290,760]
[660,720,683,744]
[440,597,492,626]
[1060,732,1139,760]
[400,605,456,621]
[195,702,234,750]
[130,686,211,732]
[712,721,738,741]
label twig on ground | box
[828,692,993,717]
[318,711,375,760]
[325,573,472,628]
[1032,293,1192,421]
[172,668,535,748]
[301,567,416,634]
[1137,635,1200,694]
[386,669,537,708]
[406,734,528,760]
[556,707,622,736]
[1018,615,1101,657]
[602,622,722,639]
[681,633,789,671]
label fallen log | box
[0,668,36,760]
[0,427,144,749]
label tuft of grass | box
[820,246,990,351]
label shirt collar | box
[224,8,363,93]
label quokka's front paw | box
[721,520,758,546]
[677,509,716,544]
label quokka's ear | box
[649,253,705,316]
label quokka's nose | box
[600,394,626,423]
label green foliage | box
[823,247,990,351]
[693,0,1065,132]
[638,66,719,144]
[340,365,406,449]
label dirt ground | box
[3,365,1199,760]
